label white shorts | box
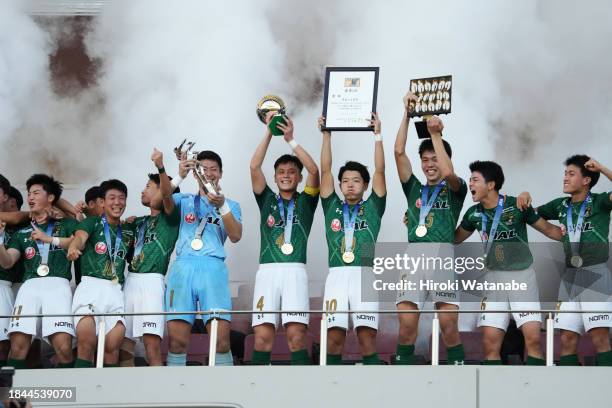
[0,280,15,342]
[72,276,125,335]
[8,277,74,341]
[477,267,542,330]
[555,263,612,334]
[396,266,460,309]
[252,263,309,328]
[124,272,165,339]
[323,266,378,331]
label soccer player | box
[523,155,612,366]
[0,174,14,366]
[75,186,104,218]
[0,174,76,369]
[454,161,563,365]
[249,114,319,365]
[119,149,181,367]
[394,92,466,365]
[320,113,386,365]
[67,179,136,368]
[7,187,23,213]
[163,150,242,366]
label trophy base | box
[414,120,431,139]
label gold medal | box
[281,243,294,255]
[37,264,50,277]
[342,251,355,264]
[191,238,204,251]
[415,225,428,238]
[570,255,583,268]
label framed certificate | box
[322,67,379,131]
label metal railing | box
[3,309,611,368]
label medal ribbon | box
[133,217,149,259]
[342,200,363,254]
[419,181,445,226]
[277,195,295,246]
[480,195,504,257]
[566,192,590,258]
[102,215,122,277]
[34,220,55,266]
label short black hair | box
[469,160,505,191]
[338,161,370,184]
[418,139,453,158]
[0,174,10,196]
[274,154,303,172]
[564,154,600,188]
[196,150,223,171]
[99,179,128,199]
[148,173,180,194]
[26,174,63,204]
[8,186,23,210]
[84,186,103,204]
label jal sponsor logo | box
[330,218,341,232]
[24,247,36,260]
[94,242,107,254]
[492,230,518,240]
[184,213,197,224]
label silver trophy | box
[174,139,217,194]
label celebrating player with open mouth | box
[68,179,136,368]
[394,91,467,365]
[0,174,76,369]
[455,161,562,365]
[319,112,386,365]
[522,155,612,366]
[249,114,320,365]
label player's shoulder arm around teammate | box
[535,197,562,221]
[456,205,476,244]
[0,211,30,226]
[319,116,335,199]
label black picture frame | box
[322,66,379,132]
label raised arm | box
[428,116,462,192]
[371,113,386,196]
[55,198,79,220]
[394,92,417,183]
[319,116,334,199]
[279,116,320,189]
[585,158,612,202]
[151,148,176,216]
[0,211,30,226]
[250,113,273,195]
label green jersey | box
[321,191,386,268]
[77,216,135,284]
[1,226,22,282]
[255,185,319,264]
[402,175,467,243]
[461,195,540,271]
[128,208,180,274]
[7,218,77,281]
[537,191,612,267]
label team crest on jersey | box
[415,198,422,209]
[267,215,275,227]
[24,247,36,260]
[184,213,196,224]
[330,218,341,232]
[95,242,107,254]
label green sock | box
[74,358,94,368]
[362,353,380,365]
[483,359,503,365]
[558,354,579,366]
[6,358,26,369]
[104,363,119,368]
[57,361,74,369]
[526,356,545,366]
[446,344,465,365]
[395,344,416,365]
[291,349,310,365]
[326,354,342,365]
[251,350,271,365]
[596,350,612,366]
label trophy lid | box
[256,95,286,123]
